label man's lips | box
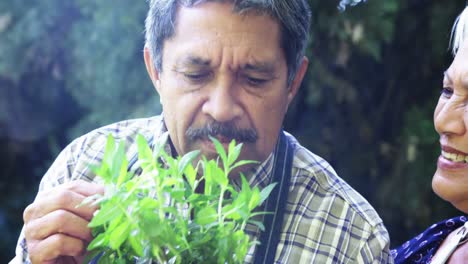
[200,137,231,151]
[214,135,231,144]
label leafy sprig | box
[83,134,276,264]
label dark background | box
[0,0,465,261]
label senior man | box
[12,1,392,263]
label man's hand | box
[23,180,104,264]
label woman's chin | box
[452,201,468,214]
[432,170,468,213]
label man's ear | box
[144,46,161,93]
[287,56,309,105]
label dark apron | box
[253,131,294,264]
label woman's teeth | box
[442,150,468,163]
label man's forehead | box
[163,2,285,72]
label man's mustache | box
[186,121,258,143]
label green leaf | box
[248,220,266,231]
[178,150,200,176]
[233,230,249,261]
[103,134,116,165]
[128,231,144,256]
[83,249,103,264]
[240,175,251,195]
[140,219,165,243]
[203,158,213,195]
[209,136,227,164]
[152,132,169,159]
[227,141,241,167]
[79,193,105,208]
[136,134,153,165]
[162,177,181,187]
[231,160,258,171]
[109,221,131,250]
[222,204,242,220]
[90,162,111,184]
[195,206,217,225]
[170,188,186,200]
[139,197,159,210]
[259,183,277,206]
[111,141,126,182]
[87,232,108,250]
[248,188,261,211]
[116,153,129,187]
[187,193,201,203]
[107,213,124,234]
[184,163,197,190]
[89,204,123,227]
[211,163,228,188]
[115,258,126,264]
[163,205,180,217]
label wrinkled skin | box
[432,40,468,262]
[23,180,103,263]
[433,40,468,213]
[144,1,307,173]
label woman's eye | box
[440,87,453,98]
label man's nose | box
[434,100,467,137]
[202,80,243,123]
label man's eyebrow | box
[242,61,276,74]
[175,56,211,68]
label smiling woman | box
[392,5,468,264]
[433,16,468,214]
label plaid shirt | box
[12,115,393,264]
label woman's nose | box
[434,100,467,137]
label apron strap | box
[254,131,294,264]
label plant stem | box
[218,187,226,227]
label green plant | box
[83,134,276,264]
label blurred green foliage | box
[0,0,465,262]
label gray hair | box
[145,0,311,84]
[450,5,468,56]
[337,0,367,12]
